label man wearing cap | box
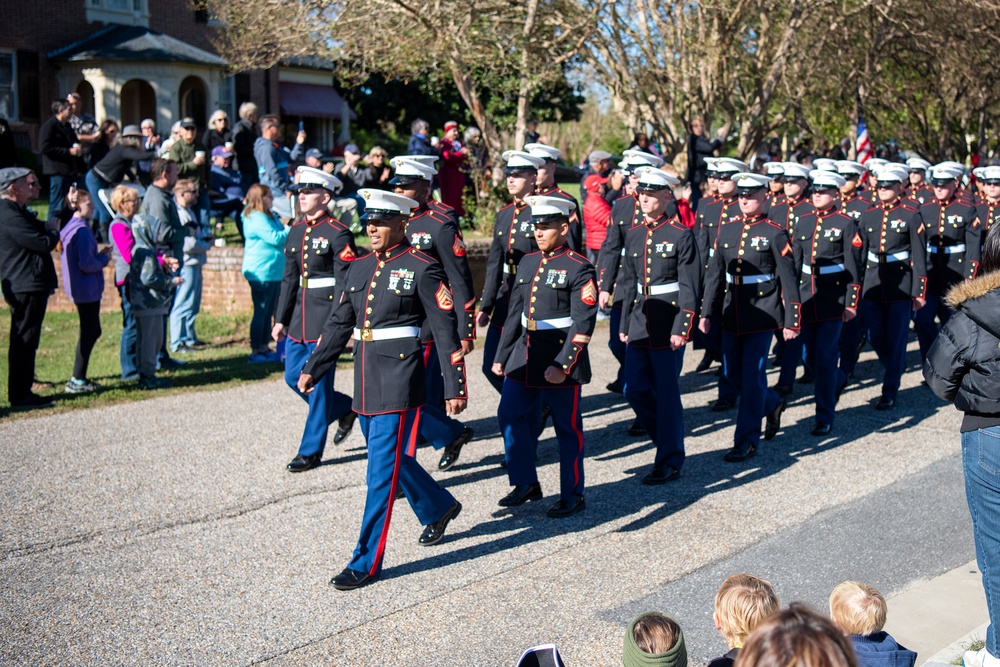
[582,150,613,196]
[272,166,357,473]
[254,114,305,220]
[525,142,582,252]
[833,159,873,387]
[975,166,1000,234]
[860,158,888,204]
[905,157,934,206]
[694,157,745,410]
[762,162,786,211]
[209,145,246,235]
[299,188,467,591]
[788,170,861,435]
[478,150,546,393]
[914,162,982,362]
[617,166,700,483]
[168,117,211,227]
[492,194,597,517]
[439,121,468,219]
[0,168,57,409]
[855,163,928,410]
[699,172,800,461]
[595,149,666,412]
[390,156,476,471]
[769,161,816,395]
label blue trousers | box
[711,314,740,403]
[169,264,203,351]
[247,279,280,351]
[498,378,585,501]
[283,339,352,457]
[482,324,504,394]
[915,294,953,362]
[624,345,686,471]
[118,283,138,380]
[861,300,912,400]
[800,319,844,426]
[608,302,626,385]
[838,306,867,380]
[722,331,783,448]
[48,174,71,221]
[84,169,112,238]
[963,427,1000,658]
[419,342,464,450]
[351,409,457,576]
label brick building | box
[0,0,355,156]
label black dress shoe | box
[811,422,833,436]
[547,495,585,518]
[642,466,680,485]
[773,383,793,397]
[695,351,714,372]
[723,444,756,462]
[797,368,815,384]
[10,393,54,410]
[330,567,376,591]
[286,453,323,472]
[875,395,896,410]
[419,501,462,545]
[333,411,357,445]
[626,419,647,436]
[764,400,786,441]
[498,483,543,507]
[438,426,474,470]
[606,379,624,394]
[710,398,736,412]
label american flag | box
[856,116,873,164]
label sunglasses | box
[840,173,860,180]
[930,179,956,186]
[714,173,734,182]
[875,181,900,189]
[982,180,1000,185]
[811,186,838,194]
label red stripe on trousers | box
[369,413,407,576]
[571,386,584,488]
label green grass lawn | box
[0,309,286,420]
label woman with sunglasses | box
[202,110,231,152]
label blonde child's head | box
[714,574,781,648]
[829,581,887,635]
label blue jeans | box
[48,174,72,221]
[84,169,112,238]
[963,427,1000,658]
[169,265,203,350]
[118,283,138,379]
[247,279,281,351]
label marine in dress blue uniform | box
[904,157,935,207]
[769,161,816,395]
[273,167,357,472]
[694,157,747,411]
[699,172,801,462]
[835,160,872,385]
[391,156,477,470]
[526,142,583,252]
[594,149,666,433]
[855,163,928,410]
[914,162,982,361]
[617,167,700,484]
[762,162,787,214]
[790,170,861,435]
[299,189,467,591]
[478,150,546,393]
[493,196,598,518]
[974,166,1000,236]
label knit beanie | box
[622,612,689,667]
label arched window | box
[179,76,208,129]
[120,79,155,126]
[75,80,96,118]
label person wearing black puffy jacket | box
[924,225,1000,667]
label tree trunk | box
[513,0,540,151]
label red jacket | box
[584,191,612,250]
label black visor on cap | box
[363,209,403,221]
[983,179,1000,185]
[388,174,427,186]
[737,186,765,196]
[635,182,669,192]
[290,182,333,195]
[811,185,838,193]
[931,178,957,186]
[506,166,538,175]
[531,213,568,225]
[840,172,860,180]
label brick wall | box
[3,240,492,315]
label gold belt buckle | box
[525,319,537,331]
[360,328,374,341]
[301,277,308,289]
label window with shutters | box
[86,0,150,26]
[0,52,15,121]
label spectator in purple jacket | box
[59,188,110,393]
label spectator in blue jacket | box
[407,118,436,156]
[241,184,289,362]
[209,145,245,237]
[253,115,304,221]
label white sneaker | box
[964,648,1000,667]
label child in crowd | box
[59,188,110,393]
[709,573,781,667]
[622,611,687,667]
[129,213,183,389]
[829,581,917,667]
[737,603,857,667]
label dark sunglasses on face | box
[876,181,900,189]
[812,186,838,194]
[931,179,956,187]
[714,172,735,182]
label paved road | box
[0,324,973,666]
